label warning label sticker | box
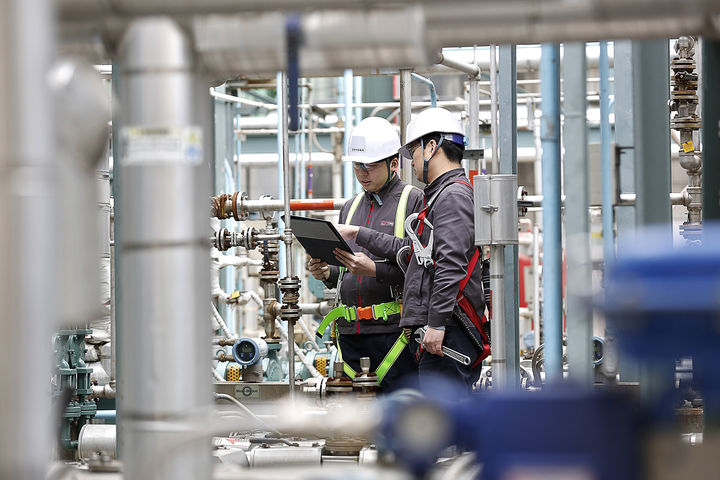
[121,126,202,165]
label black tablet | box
[283,215,354,267]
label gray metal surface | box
[399,69,413,185]
[0,0,54,477]
[116,17,211,480]
[632,40,672,229]
[562,42,593,386]
[474,175,518,246]
[78,424,117,460]
[702,39,720,221]
[497,44,520,389]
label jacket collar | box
[424,167,467,197]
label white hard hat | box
[343,116,401,164]
[404,107,465,146]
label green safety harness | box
[316,182,415,382]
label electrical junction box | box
[474,174,518,246]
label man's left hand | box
[333,249,376,277]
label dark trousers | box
[338,332,418,393]
[410,325,481,391]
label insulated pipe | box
[0,0,54,476]
[563,42,593,387]
[399,69,413,184]
[116,18,211,480]
[437,52,480,77]
[497,44,520,389]
[343,69,355,197]
[600,41,614,262]
[490,246,507,388]
[540,43,563,385]
[466,64,481,174]
[411,73,437,107]
[489,44,498,174]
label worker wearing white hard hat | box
[308,116,424,391]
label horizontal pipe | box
[437,52,480,77]
[525,192,687,207]
[298,302,333,316]
[210,88,278,109]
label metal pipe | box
[275,320,323,380]
[411,72,437,107]
[563,42,593,387]
[467,66,480,174]
[0,0,53,476]
[343,69,355,197]
[116,18,211,480]
[540,43,563,385]
[490,246,507,388]
[437,52,480,77]
[399,69,413,184]
[498,44,520,389]
[489,44,498,174]
[210,87,278,109]
[298,302,333,316]
[532,224,541,352]
[278,71,297,401]
[78,424,117,460]
[600,41,614,262]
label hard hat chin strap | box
[422,137,444,184]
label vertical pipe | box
[343,69,355,196]
[563,43,593,387]
[490,247,507,388]
[633,40,672,229]
[400,69,413,184]
[467,70,480,175]
[411,72,437,107]
[498,44,520,389]
[631,39,672,411]
[702,39,720,221]
[532,224,541,352]
[276,72,286,277]
[608,40,637,382]
[600,41,614,263]
[489,44,498,174]
[540,43,563,384]
[279,72,296,400]
[117,18,210,480]
[0,0,54,477]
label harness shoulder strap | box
[394,184,417,238]
[345,192,364,225]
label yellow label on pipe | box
[682,140,695,153]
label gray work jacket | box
[325,174,424,334]
[356,168,485,329]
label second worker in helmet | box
[309,116,424,392]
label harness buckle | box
[356,306,374,320]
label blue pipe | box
[600,41,614,264]
[343,69,355,197]
[94,410,116,423]
[411,73,437,107]
[540,43,563,384]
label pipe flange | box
[218,194,230,219]
[232,192,240,221]
[279,305,301,322]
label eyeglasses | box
[352,161,384,172]
[399,141,421,160]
